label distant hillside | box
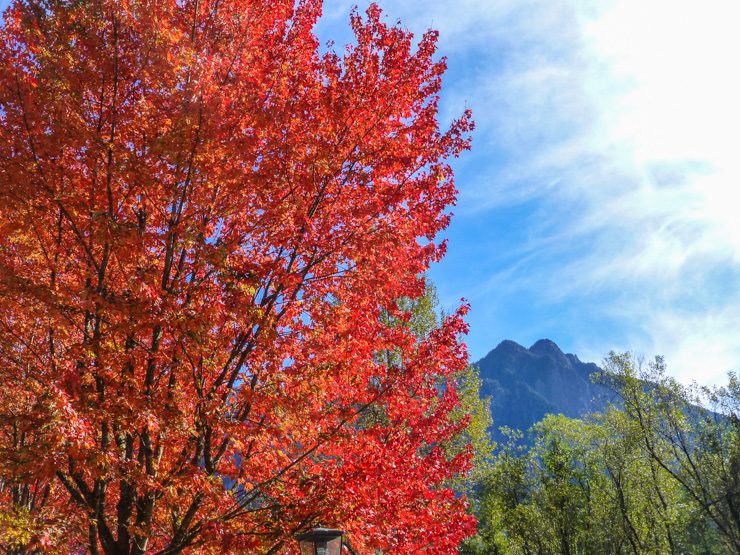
[475,339,617,438]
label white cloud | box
[321,0,740,384]
[551,1,740,383]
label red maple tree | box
[0,1,475,552]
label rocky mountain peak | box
[476,339,614,441]
[529,338,563,355]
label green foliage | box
[600,353,740,553]
[390,280,496,500]
[371,279,496,500]
[445,364,495,494]
[464,352,739,555]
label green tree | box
[464,352,737,555]
[445,364,495,494]
[461,428,533,555]
[601,353,740,553]
[375,279,495,497]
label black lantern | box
[296,528,344,555]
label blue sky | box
[3,1,738,385]
[318,0,740,385]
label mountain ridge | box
[475,339,616,438]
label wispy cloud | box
[321,0,740,384]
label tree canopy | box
[0,1,475,552]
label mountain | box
[475,339,617,438]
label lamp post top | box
[296,528,344,541]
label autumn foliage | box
[0,0,474,552]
